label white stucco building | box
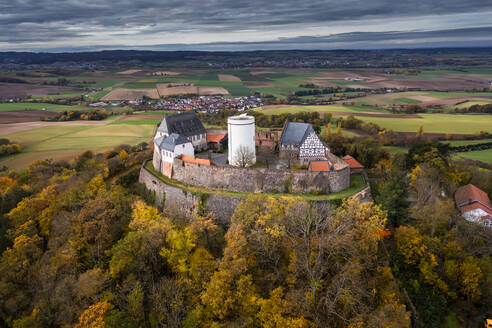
[153,133,194,173]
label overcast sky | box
[1,0,492,52]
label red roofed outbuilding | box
[181,154,211,166]
[454,184,492,228]
[206,132,227,151]
[342,155,364,174]
[309,160,331,172]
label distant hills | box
[1,48,492,68]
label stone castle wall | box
[170,157,350,194]
[139,161,370,224]
[139,165,242,224]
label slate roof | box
[155,133,191,152]
[157,112,206,137]
[280,122,315,147]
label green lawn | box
[452,149,492,163]
[145,161,366,201]
[0,102,91,112]
[1,124,154,168]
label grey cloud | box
[3,26,492,52]
[2,0,492,33]
[1,0,492,50]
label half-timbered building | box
[279,121,329,163]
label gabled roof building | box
[153,133,195,175]
[279,121,329,162]
[454,184,492,228]
[342,155,364,174]
[156,112,207,150]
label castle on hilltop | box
[151,112,358,195]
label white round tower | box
[228,114,256,167]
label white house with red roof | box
[454,184,492,228]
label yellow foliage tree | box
[458,256,483,301]
[336,121,342,135]
[87,175,106,197]
[256,287,313,328]
[119,149,128,160]
[0,176,16,194]
[395,226,426,265]
[75,301,113,328]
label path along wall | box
[171,153,350,194]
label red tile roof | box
[454,184,492,208]
[206,133,226,143]
[181,155,211,166]
[343,155,364,169]
[310,160,330,172]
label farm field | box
[444,138,492,146]
[355,114,492,134]
[349,91,492,108]
[218,74,241,82]
[0,123,154,169]
[102,88,160,101]
[452,149,492,163]
[2,66,492,101]
[254,104,492,134]
[253,104,388,115]
[0,102,92,112]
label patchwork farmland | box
[1,64,491,166]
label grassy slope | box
[252,105,386,115]
[452,149,492,163]
[1,124,154,168]
[0,102,91,112]
[145,161,366,201]
[355,114,492,134]
[110,120,161,125]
